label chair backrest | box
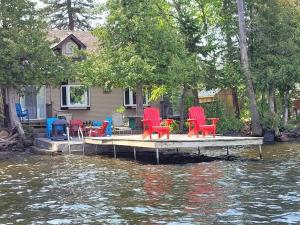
[98,121,109,136]
[144,107,161,127]
[188,106,206,125]
[70,119,83,131]
[92,120,102,127]
[112,112,123,127]
[105,117,113,136]
[15,103,22,116]
[70,119,83,126]
[46,117,58,138]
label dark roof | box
[48,30,98,52]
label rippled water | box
[0,143,299,224]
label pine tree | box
[0,0,72,139]
[41,0,97,30]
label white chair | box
[112,112,132,134]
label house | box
[198,88,236,115]
[18,30,157,124]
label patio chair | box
[88,121,109,137]
[15,103,29,122]
[105,117,113,136]
[92,120,102,127]
[69,119,86,136]
[187,106,219,138]
[46,117,58,138]
[112,112,132,134]
[142,107,173,140]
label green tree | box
[236,0,262,136]
[0,0,72,139]
[78,0,189,124]
[250,0,300,126]
[41,0,97,30]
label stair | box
[22,120,46,138]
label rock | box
[276,133,289,142]
[23,139,33,147]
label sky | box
[31,0,106,27]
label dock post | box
[156,148,160,164]
[82,141,85,155]
[133,147,136,161]
[258,145,263,159]
[113,145,116,158]
[95,145,98,154]
[198,147,201,156]
[226,146,229,156]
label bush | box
[201,101,244,135]
[261,112,280,131]
[217,116,244,135]
[161,120,180,134]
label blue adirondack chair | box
[46,117,58,138]
[105,117,113,136]
[92,120,103,127]
[15,103,29,122]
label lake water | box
[0,143,299,224]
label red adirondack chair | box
[69,119,86,136]
[142,107,173,139]
[88,121,109,137]
[187,106,219,138]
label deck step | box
[34,138,84,153]
[30,146,62,155]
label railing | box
[78,127,85,155]
[66,126,85,155]
[67,127,71,153]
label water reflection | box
[0,143,299,224]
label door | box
[20,86,46,120]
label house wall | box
[47,87,124,121]
[46,86,162,122]
[199,89,235,116]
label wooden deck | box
[33,134,263,164]
[84,134,263,164]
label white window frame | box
[123,89,149,107]
[65,41,77,55]
[61,85,90,109]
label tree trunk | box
[67,0,74,31]
[135,84,144,130]
[1,88,8,127]
[283,89,289,127]
[7,87,26,140]
[232,87,240,118]
[179,84,188,131]
[236,0,263,136]
[268,85,275,114]
[192,88,199,106]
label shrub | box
[161,120,180,134]
[201,101,244,135]
[261,112,280,131]
[217,116,244,135]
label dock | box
[85,134,263,164]
[33,135,263,164]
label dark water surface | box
[0,143,299,224]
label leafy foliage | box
[41,0,98,30]
[0,0,72,90]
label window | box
[61,85,90,109]
[65,41,77,55]
[124,88,149,107]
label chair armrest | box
[207,118,219,125]
[187,119,196,123]
[165,119,174,126]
